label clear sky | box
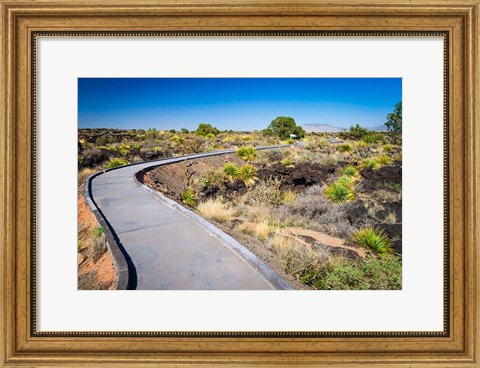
[78,78,401,131]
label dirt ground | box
[78,193,116,290]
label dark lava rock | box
[376,201,402,221]
[373,165,402,183]
[392,240,402,253]
[346,202,369,224]
[377,223,402,237]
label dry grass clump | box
[78,167,97,186]
[239,220,271,240]
[274,185,354,238]
[271,234,332,281]
[197,197,233,223]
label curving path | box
[86,148,293,290]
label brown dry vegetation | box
[77,193,116,290]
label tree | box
[348,124,369,140]
[385,102,402,134]
[263,116,305,140]
[196,123,220,137]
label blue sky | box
[78,78,401,131]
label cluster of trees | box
[141,101,401,141]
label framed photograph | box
[1,0,478,367]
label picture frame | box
[1,0,478,366]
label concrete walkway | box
[89,150,289,290]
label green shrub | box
[338,143,352,153]
[106,158,128,169]
[236,146,257,162]
[361,132,380,144]
[383,144,393,152]
[248,177,284,206]
[91,226,104,238]
[199,169,223,188]
[342,165,357,176]
[281,158,294,167]
[238,164,258,186]
[352,227,392,254]
[361,158,378,170]
[336,175,353,187]
[182,188,197,207]
[310,255,402,290]
[119,144,131,156]
[223,163,239,180]
[324,183,354,203]
[376,154,391,165]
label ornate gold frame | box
[1,0,478,366]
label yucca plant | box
[338,143,352,153]
[376,154,391,165]
[342,165,357,176]
[236,146,257,162]
[223,163,239,180]
[336,175,354,187]
[238,164,258,186]
[324,183,354,203]
[352,227,392,255]
[182,188,197,207]
[106,158,128,169]
[361,158,378,170]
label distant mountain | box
[301,124,343,133]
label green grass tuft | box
[352,227,392,254]
[324,183,354,203]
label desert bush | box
[223,163,239,180]
[383,144,393,152]
[306,254,402,290]
[236,146,257,162]
[281,158,294,167]
[199,169,223,188]
[283,190,296,203]
[338,143,352,153]
[106,158,128,169]
[342,165,357,176]
[197,197,233,223]
[80,148,108,168]
[384,181,402,193]
[118,144,131,156]
[361,158,378,170]
[324,183,354,203]
[91,226,104,238]
[182,188,197,207]
[248,177,284,207]
[361,132,380,144]
[274,240,331,283]
[376,154,391,165]
[351,227,392,254]
[263,150,284,163]
[238,164,258,186]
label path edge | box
[84,172,129,290]
[132,149,294,290]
